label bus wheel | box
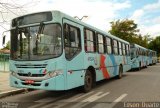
[138,62,141,71]
[117,65,123,79]
[82,70,93,93]
[145,62,148,68]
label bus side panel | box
[66,70,85,89]
[84,53,104,81]
[93,54,130,81]
[95,54,120,81]
[108,54,119,77]
[123,56,131,72]
[65,54,85,90]
[131,60,139,69]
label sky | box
[0,0,160,48]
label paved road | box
[0,63,160,108]
[0,72,19,92]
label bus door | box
[63,19,84,89]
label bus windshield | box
[131,48,136,60]
[131,52,135,59]
[10,24,62,60]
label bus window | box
[84,29,96,52]
[97,34,104,53]
[64,24,81,59]
[126,44,129,56]
[122,43,126,55]
[136,49,138,56]
[106,37,112,54]
[113,40,118,55]
[128,44,130,55]
[118,41,122,55]
[139,48,141,55]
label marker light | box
[11,71,17,76]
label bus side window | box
[64,24,81,59]
[84,29,96,52]
[64,24,70,46]
[136,49,139,57]
[122,43,126,55]
[125,44,129,56]
[118,41,122,55]
[106,37,112,54]
[128,45,130,56]
[113,40,118,55]
[97,34,104,53]
[139,48,141,55]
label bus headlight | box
[11,71,17,77]
[47,70,63,78]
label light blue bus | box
[4,10,131,92]
[148,50,157,65]
[130,43,148,70]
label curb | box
[0,88,33,99]
[0,71,10,73]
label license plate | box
[25,80,34,84]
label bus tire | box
[145,62,148,68]
[117,65,123,79]
[138,62,141,71]
[82,70,93,93]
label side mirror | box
[2,30,10,47]
[2,34,6,47]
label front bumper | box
[10,74,65,90]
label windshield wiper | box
[38,22,44,35]
[35,22,44,54]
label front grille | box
[15,64,47,68]
[22,82,41,86]
[18,73,46,77]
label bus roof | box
[131,43,157,53]
[131,43,148,50]
[57,10,129,44]
[12,10,129,44]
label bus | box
[3,10,131,92]
[148,50,157,65]
[130,43,148,70]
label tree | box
[109,19,149,48]
[148,36,160,56]
[109,19,139,43]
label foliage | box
[148,36,160,56]
[109,19,149,48]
